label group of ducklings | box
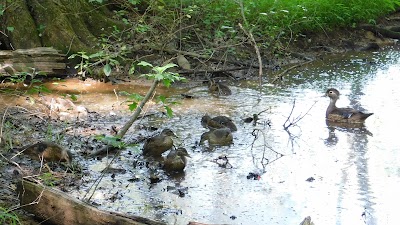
[15,88,373,174]
[142,114,237,173]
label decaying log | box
[16,179,166,225]
[0,47,66,76]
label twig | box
[250,129,284,171]
[0,106,10,145]
[177,66,249,75]
[238,1,263,87]
[84,149,121,202]
[283,99,317,130]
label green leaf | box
[158,95,166,103]
[89,51,105,58]
[128,64,135,75]
[164,106,173,118]
[163,79,171,87]
[138,61,153,67]
[155,73,164,81]
[128,93,144,101]
[103,64,112,76]
[128,102,138,111]
[70,94,78,101]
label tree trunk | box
[1,0,124,54]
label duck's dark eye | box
[329,91,333,94]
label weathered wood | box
[0,47,66,76]
[16,179,166,225]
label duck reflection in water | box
[324,121,373,147]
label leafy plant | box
[0,207,20,225]
[157,95,178,118]
[39,172,59,187]
[138,61,185,87]
[94,135,135,149]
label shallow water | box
[4,47,400,225]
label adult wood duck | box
[325,88,373,123]
[142,129,176,157]
[200,128,233,146]
[164,147,190,172]
[208,81,232,96]
[201,114,237,131]
[15,141,72,164]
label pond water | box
[6,46,400,225]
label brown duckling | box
[201,114,237,131]
[209,81,232,96]
[143,129,176,157]
[326,88,373,123]
[164,147,190,172]
[200,128,233,146]
[15,141,72,164]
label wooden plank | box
[16,179,166,225]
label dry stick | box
[238,23,263,87]
[283,99,317,130]
[83,150,121,202]
[238,0,263,86]
[150,45,259,69]
[0,106,9,145]
[177,66,248,75]
[85,81,159,200]
[117,79,159,138]
[250,129,284,171]
[89,80,159,157]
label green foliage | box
[171,0,400,38]
[121,92,144,111]
[1,121,16,151]
[138,61,186,87]
[45,124,64,144]
[39,172,60,186]
[157,95,178,118]
[95,135,133,149]
[1,71,51,96]
[0,207,20,225]
[68,26,132,79]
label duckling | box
[14,141,72,164]
[143,129,176,157]
[201,114,237,131]
[209,81,232,96]
[200,128,233,146]
[325,88,373,123]
[164,147,190,172]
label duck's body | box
[143,129,176,157]
[325,88,373,123]
[200,128,233,146]
[16,141,72,164]
[164,147,190,172]
[201,115,237,131]
[209,82,232,96]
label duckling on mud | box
[13,141,72,165]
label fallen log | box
[0,47,66,76]
[16,179,166,225]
